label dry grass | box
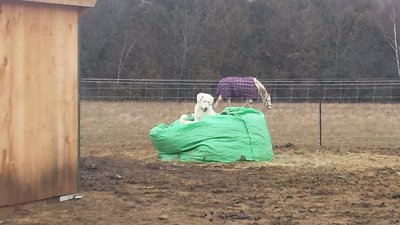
[80,101,400,153]
[2,101,400,225]
[268,103,400,147]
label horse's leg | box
[214,95,223,110]
[244,98,253,107]
[266,94,272,109]
[227,97,232,106]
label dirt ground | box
[1,102,400,224]
[1,145,400,225]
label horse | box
[214,76,272,110]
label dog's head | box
[196,92,214,112]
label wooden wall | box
[0,1,79,206]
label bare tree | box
[387,3,400,78]
[377,0,400,78]
[117,36,137,80]
[170,1,203,79]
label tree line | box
[79,0,400,81]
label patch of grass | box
[80,101,400,151]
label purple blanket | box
[215,76,259,100]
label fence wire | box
[79,78,400,148]
[80,78,400,103]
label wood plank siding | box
[0,0,82,206]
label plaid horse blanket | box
[215,76,259,100]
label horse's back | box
[215,76,259,99]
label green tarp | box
[149,107,273,163]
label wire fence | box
[79,78,400,148]
[80,78,400,103]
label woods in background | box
[79,0,400,80]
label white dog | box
[179,92,216,124]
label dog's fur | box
[179,92,216,124]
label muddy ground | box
[1,145,400,225]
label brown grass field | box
[1,101,400,225]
